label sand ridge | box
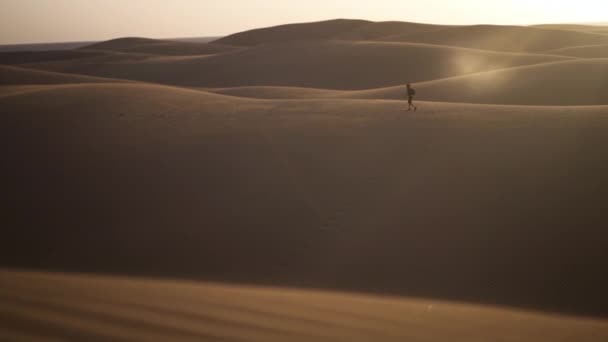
[0,65,132,85]
[81,37,241,56]
[20,40,573,90]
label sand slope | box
[206,57,608,105]
[82,37,239,56]
[546,44,608,58]
[1,270,607,342]
[382,25,608,52]
[0,50,107,65]
[216,19,608,52]
[412,59,608,105]
[2,83,608,317]
[0,65,129,85]
[207,86,349,99]
[333,21,452,40]
[217,19,450,45]
[533,24,608,35]
[215,19,371,46]
[25,40,570,89]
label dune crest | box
[23,40,570,90]
[81,37,240,56]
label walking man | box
[406,83,417,111]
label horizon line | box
[1,18,606,46]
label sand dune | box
[382,25,608,52]
[0,49,107,65]
[545,44,608,58]
[2,83,608,318]
[215,19,371,46]
[1,270,607,342]
[217,19,450,45]
[216,19,608,53]
[28,50,197,66]
[272,58,608,105]
[411,59,608,105]
[0,65,129,85]
[4,19,608,339]
[333,21,453,40]
[207,86,348,99]
[533,24,608,35]
[82,37,240,56]
[206,57,608,105]
[25,40,570,89]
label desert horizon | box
[2,8,608,341]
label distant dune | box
[1,270,607,341]
[333,21,453,40]
[215,19,372,46]
[0,41,95,53]
[25,40,570,89]
[382,25,608,52]
[0,49,107,65]
[546,44,608,58]
[217,19,453,45]
[81,37,240,56]
[217,19,608,53]
[533,24,608,35]
[0,65,128,85]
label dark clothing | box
[406,85,417,111]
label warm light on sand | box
[1,270,607,341]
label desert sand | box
[1,270,607,342]
[21,40,572,89]
[1,19,608,341]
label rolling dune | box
[216,19,608,52]
[546,44,608,58]
[0,65,129,85]
[532,24,608,35]
[2,83,608,318]
[0,49,107,65]
[23,40,571,89]
[205,57,608,105]
[333,21,452,40]
[382,24,608,52]
[207,86,348,99]
[1,270,607,342]
[82,37,240,56]
[215,19,371,46]
[216,19,451,45]
[412,59,608,105]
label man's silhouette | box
[406,83,417,111]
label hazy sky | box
[1,0,606,44]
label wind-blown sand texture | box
[2,19,608,341]
[1,270,607,342]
